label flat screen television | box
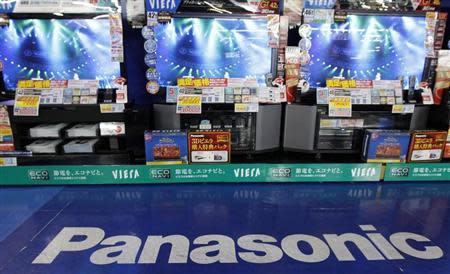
[155,17,272,86]
[305,14,427,87]
[0,19,121,90]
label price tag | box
[176,95,202,114]
[392,104,415,114]
[303,9,334,24]
[100,103,125,113]
[0,157,17,166]
[14,95,40,116]
[328,96,352,117]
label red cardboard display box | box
[408,131,448,162]
[188,131,231,163]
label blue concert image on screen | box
[155,17,272,86]
[0,19,121,89]
[306,15,426,87]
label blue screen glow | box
[155,17,272,86]
[305,15,427,87]
[0,19,121,89]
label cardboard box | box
[443,127,450,158]
[145,130,188,165]
[188,131,231,163]
[408,131,448,162]
[362,130,411,163]
[444,143,450,158]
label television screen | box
[155,17,272,86]
[0,19,121,90]
[305,15,426,87]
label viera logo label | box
[112,169,140,179]
[351,167,377,178]
[32,225,444,265]
[234,168,261,178]
[147,0,177,10]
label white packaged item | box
[66,124,99,138]
[26,139,62,154]
[29,123,68,138]
[63,139,98,153]
[99,122,126,136]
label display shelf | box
[7,104,126,124]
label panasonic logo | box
[32,225,443,265]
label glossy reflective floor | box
[1,182,450,274]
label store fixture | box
[0,10,136,165]
[154,103,282,154]
[6,101,131,165]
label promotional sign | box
[0,106,14,152]
[328,96,352,117]
[127,0,146,27]
[257,0,279,13]
[445,127,450,158]
[267,15,280,48]
[444,143,450,158]
[176,95,202,114]
[15,80,99,106]
[279,16,289,48]
[17,80,51,89]
[109,13,124,63]
[177,78,228,88]
[283,0,303,26]
[412,0,441,11]
[14,95,40,116]
[115,85,128,104]
[202,88,225,104]
[408,131,447,162]
[0,123,13,143]
[362,130,411,163]
[166,86,179,103]
[0,163,382,185]
[385,163,450,181]
[326,79,358,88]
[188,131,231,163]
[145,130,188,165]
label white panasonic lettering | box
[281,234,330,263]
[237,235,283,263]
[90,236,141,265]
[32,225,444,265]
[138,235,189,264]
[190,235,238,264]
[323,233,384,261]
[32,227,105,264]
[389,232,444,260]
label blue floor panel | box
[0,182,450,274]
